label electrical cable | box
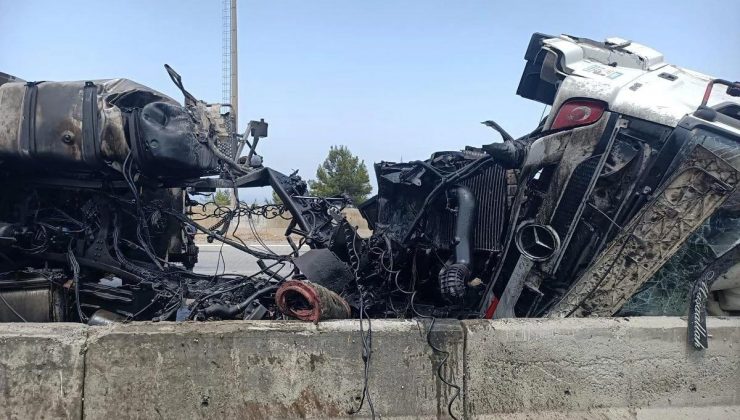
[344,223,376,419]
[66,243,88,323]
[410,295,461,420]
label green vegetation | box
[213,189,231,206]
[309,145,372,205]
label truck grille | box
[427,164,507,253]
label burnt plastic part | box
[164,64,197,107]
[481,141,523,169]
[82,82,103,169]
[202,285,277,319]
[248,119,269,138]
[292,249,355,294]
[728,83,740,97]
[439,263,470,303]
[358,195,378,230]
[367,152,496,248]
[275,280,352,322]
[133,102,219,178]
[516,32,558,105]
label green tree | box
[309,145,373,204]
[271,190,282,204]
[213,189,231,207]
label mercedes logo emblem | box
[515,223,560,262]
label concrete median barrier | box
[83,319,464,419]
[0,323,86,419]
[0,317,738,419]
[463,317,740,419]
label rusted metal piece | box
[275,280,352,322]
[548,145,739,317]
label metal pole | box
[230,0,238,131]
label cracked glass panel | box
[619,196,740,316]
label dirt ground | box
[190,206,371,243]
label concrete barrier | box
[0,317,737,419]
[0,323,86,420]
[84,319,464,419]
[463,317,740,419]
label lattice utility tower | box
[222,0,238,129]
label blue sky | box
[1,0,738,201]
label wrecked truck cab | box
[0,34,737,332]
[480,34,740,320]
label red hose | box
[275,280,351,322]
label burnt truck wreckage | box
[0,34,738,331]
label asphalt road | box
[194,243,299,277]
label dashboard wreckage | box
[0,34,738,341]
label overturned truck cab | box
[484,34,740,320]
[0,33,738,328]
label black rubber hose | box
[439,186,476,302]
[452,185,476,267]
[202,285,278,318]
[480,141,522,168]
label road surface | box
[194,243,299,276]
